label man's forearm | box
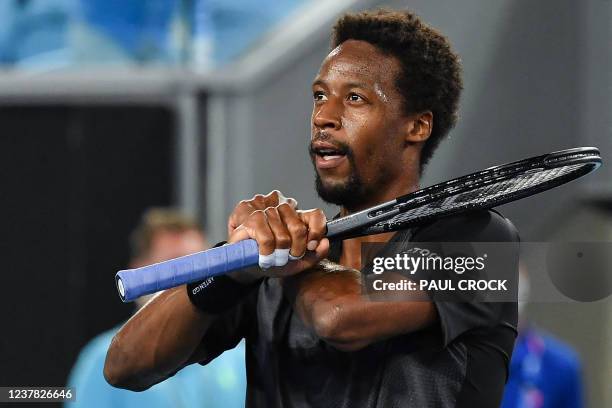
[285,261,438,351]
[103,286,214,391]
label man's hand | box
[227,190,298,236]
[226,191,329,282]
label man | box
[68,208,246,408]
[104,10,519,407]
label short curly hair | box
[332,9,463,172]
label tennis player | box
[105,10,519,407]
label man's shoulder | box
[408,209,519,243]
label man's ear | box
[404,111,433,144]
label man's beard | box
[314,170,370,210]
[310,144,372,210]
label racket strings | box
[376,163,587,230]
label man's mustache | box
[309,132,351,157]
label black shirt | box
[197,209,520,407]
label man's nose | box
[313,100,342,130]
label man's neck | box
[338,232,396,270]
[339,170,420,215]
[337,180,420,270]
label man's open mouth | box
[314,147,346,161]
[311,145,349,169]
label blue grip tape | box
[115,239,260,302]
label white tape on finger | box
[274,248,290,267]
[259,253,276,269]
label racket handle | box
[115,239,259,302]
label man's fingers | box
[227,198,262,235]
[228,191,298,235]
[248,211,274,247]
[264,190,283,205]
[228,210,278,268]
[277,203,308,260]
[285,238,330,275]
[227,224,251,244]
[314,238,330,260]
[303,238,330,265]
[228,192,278,235]
[264,206,292,267]
[299,209,327,250]
[265,190,299,210]
[228,202,326,275]
[285,197,298,210]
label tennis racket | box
[116,146,601,302]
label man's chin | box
[315,175,362,207]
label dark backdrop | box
[0,105,175,398]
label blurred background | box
[0,0,610,407]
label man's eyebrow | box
[312,79,326,88]
[312,79,371,89]
[345,81,370,89]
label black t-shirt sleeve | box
[410,209,519,347]
[195,287,258,366]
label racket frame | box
[326,147,601,240]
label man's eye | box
[348,93,364,102]
[313,92,327,101]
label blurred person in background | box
[501,265,584,408]
[66,208,246,408]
